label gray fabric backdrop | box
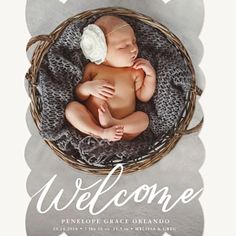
[25,0,205,235]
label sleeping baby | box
[65,15,156,141]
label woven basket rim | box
[26,7,202,175]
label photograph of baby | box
[65,15,156,142]
[27,6,199,170]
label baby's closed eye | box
[118,39,137,50]
[119,45,128,49]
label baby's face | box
[104,25,138,68]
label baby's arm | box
[133,58,156,102]
[75,63,94,101]
[75,63,115,101]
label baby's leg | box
[65,101,124,141]
[98,103,149,140]
[116,112,149,140]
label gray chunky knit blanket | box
[37,15,192,167]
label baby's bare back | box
[85,66,136,120]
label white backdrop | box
[0,0,236,235]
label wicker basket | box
[25,7,203,175]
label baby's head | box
[95,16,138,67]
[80,16,138,67]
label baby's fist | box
[133,58,156,78]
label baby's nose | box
[130,45,137,53]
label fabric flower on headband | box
[80,24,107,65]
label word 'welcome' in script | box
[32,164,203,215]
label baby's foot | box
[98,103,115,128]
[101,125,124,141]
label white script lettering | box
[32,164,203,215]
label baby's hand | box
[85,80,115,100]
[133,58,156,78]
